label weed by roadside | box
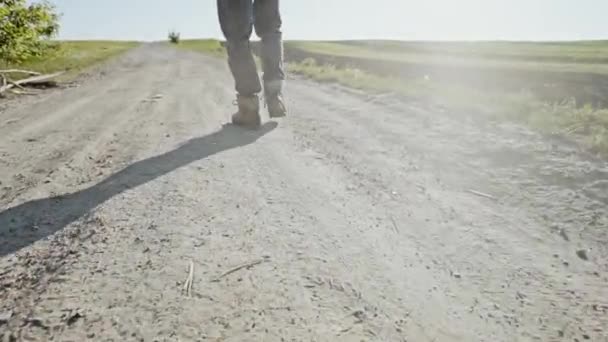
[168,31,181,44]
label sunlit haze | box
[52,0,608,41]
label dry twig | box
[183,260,194,296]
[10,88,39,96]
[466,189,497,200]
[182,260,194,297]
[389,216,400,233]
[212,259,267,282]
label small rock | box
[576,249,589,261]
[582,334,590,340]
[559,229,570,241]
[0,310,12,323]
[353,310,366,321]
[26,318,48,330]
[66,312,83,326]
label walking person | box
[217,0,287,127]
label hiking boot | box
[232,94,261,127]
[264,80,287,118]
[266,93,287,118]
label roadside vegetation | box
[286,41,608,154]
[1,0,138,94]
[1,41,139,79]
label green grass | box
[174,39,226,57]
[288,40,608,74]
[287,43,608,154]
[0,40,140,80]
[348,40,608,63]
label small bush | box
[168,31,180,44]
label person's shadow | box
[0,122,278,257]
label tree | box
[0,0,60,63]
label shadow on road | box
[0,122,278,257]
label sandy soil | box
[1,43,607,341]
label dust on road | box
[1,44,607,341]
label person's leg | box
[217,0,261,126]
[217,0,261,96]
[253,0,286,117]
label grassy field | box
[289,41,608,74]
[0,40,140,81]
[287,40,608,154]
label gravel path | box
[1,43,607,341]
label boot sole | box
[269,110,287,118]
[232,118,262,128]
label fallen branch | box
[9,80,27,90]
[212,259,267,282]
[466,189,497,200]
[0,69,41,76]
[182,260,194,297]
[9,89,40,96]
[0,71,65,95]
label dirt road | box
[1,44,607,341]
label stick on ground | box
[9,89,39,96]
[182,260,194,297]
[467,189,497,200]
[389,216,400,233]
[212,259,267,282]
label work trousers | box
[217,0,285,96]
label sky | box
[50,0,608,41]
